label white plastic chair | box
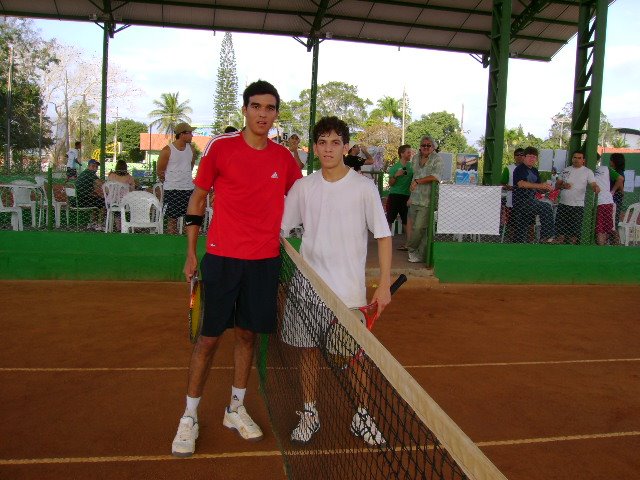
[35,176,68,228]
[10,180,38,227]
[618,202,640,246]
[0,186,24,231]
[103,182,132,232]
[120,191,163,234]
[65,187,98,230]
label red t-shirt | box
[194,132,302,259]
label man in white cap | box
[287,133,308,169]
[157,122,198,234]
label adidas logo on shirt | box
[271,172,279,179]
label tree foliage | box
[405,111,473,156]
[0,18,58,160]
[149,92,192,135]
[94,118,148,163]
[356,123,402,167]
[213,32,239,134]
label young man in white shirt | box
[555,150,599,244]
[281,116,392,446]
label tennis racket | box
[326,274,407,370]
[188,272,204,343]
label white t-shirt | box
[66,148,79,168]
[292,149,308,167]
[506,164,517,208]
[559,165,596,206]
[281,169,391,308]
[594,166,614,205]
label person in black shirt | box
[344,144,374,172]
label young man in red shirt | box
[171,80,302,457]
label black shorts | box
[200,253,282,337]
[164,189,192,218]
[556,204,584,238]
[386,193,410,225]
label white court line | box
[2,358,639,373]
[404,358,640,369]
[3,431,640,466]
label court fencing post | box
[424,182,439,268]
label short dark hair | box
[572,149,585,158]
[610,152,626,170]
[74,141,81,148]
[242,80,280,111]
[313,116,349,145]
[224,126,238,133]
[523,146,539,157]
[514,148,525,156]
[398,144,411,157]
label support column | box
[99,22,111,180]
[481,0,512,186]
[306,37,319,175]
[569,0,608,244]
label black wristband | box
[184,214,204,227]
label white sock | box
[304,401,318,415]
[184,395,200,419]
[229,386,245,412]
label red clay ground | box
[1,279,639,479]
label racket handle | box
[390,274,407,295]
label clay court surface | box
[1,279,639,479]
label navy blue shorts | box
[164,189,192,218]
[200,253,282,337]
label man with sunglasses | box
[406,135,443,263]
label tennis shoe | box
[291,410,320,444]
[171,415,199,457]
[351,410,387,447]
[223,406,264,441]
[408,251,422,263]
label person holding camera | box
[386,144,413,250]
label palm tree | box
[376,96,401,124]
[148,92,193,134]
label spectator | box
[224,126,238,133]
[407,135,443,263]
[594,156,624,246]
[554,150,599,244]
[107,159,137,192]
[66,141,82,179]
[500,148,525,241]
[157,122,197,235]
[609,153,626,244]
[287,133,308,169]
[75,159,105,230]
[511,146,555,243]
[386,144,413,250]
[344,144,374,172]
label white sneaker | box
[171,415,199,457]
[223,406,264,441]
[408,251,423,263]
[291,410,320,444]
[350,409,386,447]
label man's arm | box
[516,179,552,191]
[183,186,208,281]
[156,146,170,182]
[360,146,375,166]
[590,182,601,194]
[612,174,624,194]
[371,235,392,316]
[191,147,197,170]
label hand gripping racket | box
[188,272,204,343]
[326,274,407,370]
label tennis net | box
[258,238,507,480]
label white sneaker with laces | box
[223,405,264,441]
[350,409,386,447]
[291,410,320,444]
[408,251,423,263]
[171,415,199,457]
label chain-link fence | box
[432,183,639,247]
[0,166,195,235]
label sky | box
[31,0,639,147]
